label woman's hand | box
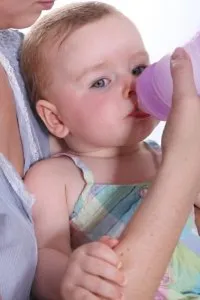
[162,47,200,181]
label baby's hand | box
[99,235,120,248]
[60,239,125,300]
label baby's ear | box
[36,99,69,139]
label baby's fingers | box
[78,273,123,300]
[99,236,119,248]
[82,255,125,286]
[85,242,121,267]
[61,285,99,300]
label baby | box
[21,2,200,299]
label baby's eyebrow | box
[75,61,108,82]
[74,51,149,82]
[130,51,149,62]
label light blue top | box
[0,29,50,300]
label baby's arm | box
[25,158,124,300]
[24,158,71,299]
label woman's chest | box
[0,71,24,175]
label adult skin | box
[0,0,59,176]
[0,1,60,299]
[113,49,200,299]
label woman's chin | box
[12,12,42,29]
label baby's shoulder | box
[24,155,85,216]
[25,155,79,184]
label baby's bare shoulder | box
[25,156,78,183]
[24,155,84,211]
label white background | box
[42,0,200,144]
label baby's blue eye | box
[132,65,147,76]
[91,78,110,88]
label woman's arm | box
[116,162,197,299]
[114,48,200,299]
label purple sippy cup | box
[136,32,200,120]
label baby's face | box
[46,14,158,150]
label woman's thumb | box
[170,47,197,102]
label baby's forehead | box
[44,13,145,83]
[57,15,144,59]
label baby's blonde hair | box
[21,1,118,105]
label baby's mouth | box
[129,99,151,119]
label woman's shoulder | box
[0,29,24,87]
[0,29,25,93]
[0,29,50,171]
[0,29,23,60]
[0,30,25,87]
[0,29,23,48]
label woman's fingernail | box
[117,261,122,269]
[120,275,127,286]
[120,293,125,300]
[171,47,185,60]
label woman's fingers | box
[162,46,200,183]
[170,47,197,102]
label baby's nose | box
[122,77,136,98]
[123,86,136,100]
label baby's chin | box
[136,118,160,142]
